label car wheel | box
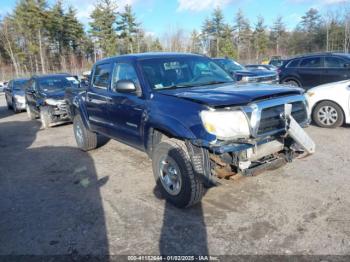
[73,114,98,151]
[40,106,52,129]
[152,138,205,208]
[12,99,20,113]
[26,104,36,120]
[313,101,344,128]
[6,96,12,110]
[284,79,300,87]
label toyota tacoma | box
[72,53,315,208]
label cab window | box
[112,63,139,88]
[93,63,111,89]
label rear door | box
[322,56,350,84]
[107,62,145,149]
[298,56,323,89]
[86,63,113,134]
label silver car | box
[5,78,29,113]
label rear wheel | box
[40,106,52,129]
[152,138,205,208]
[73,114,98,151]
[283,79,300,87]
[313,101,344,128]
[26,104,36,120]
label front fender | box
[73,94,91,130]
[145,113,196,140]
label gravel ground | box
[0,93,349,257]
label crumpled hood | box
[158,83,303,107]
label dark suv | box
[25,74,80,128]
[279,52,350,89]
[71,53,315,208]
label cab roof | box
[95,52,205,64]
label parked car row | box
[4,52,321,208]
[5,52,350,208]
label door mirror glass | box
[113,80,137,93]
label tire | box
[313,101,344,128]
[6,96,12,110]
[12,99,20,113]
[40,106,52,129]
[73,114,98,151]
[26,104,36,120]
[152,138,205,208]
[283,79,300,87]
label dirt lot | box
[0,93,349,257]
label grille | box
[257,101,307,135]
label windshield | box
[13,80,28,91]
[38,76,80,92]
[139,56,234,90]
[216,59,245,72]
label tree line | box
[0,0,350,79]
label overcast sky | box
[1,0,348,36]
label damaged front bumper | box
[190,107,315,180]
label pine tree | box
[253,16,268,61]
[116,5,139,54]
[89,0,118,57]
[270,16,286,54]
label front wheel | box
[6,96,12,110]
[12,99,20,113]
[26,104,36,120]
[40,106,52,129]
[313,101,344,128]
[152,139,205,208]
[73,114,98,151]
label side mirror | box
[112,80,140,96]
[344,63,350,68]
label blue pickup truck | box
[72,53,315,208]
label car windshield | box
[13,80,28,91]
[38,76,80,92]
[217,59,245,72]
[139,56,234,90]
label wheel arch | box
[281,76,302,86]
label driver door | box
[107,62,145,149]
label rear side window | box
[93,63,111,89]
[300,57,322,68]
[325,57,347,68]
[286,59,300,68]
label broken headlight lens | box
[200,109,251,140]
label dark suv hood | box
[41,90,65,100]
[158,83,303,107]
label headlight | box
[200,110,251,140]
[45,98,64,106]
[241,76,250,82]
